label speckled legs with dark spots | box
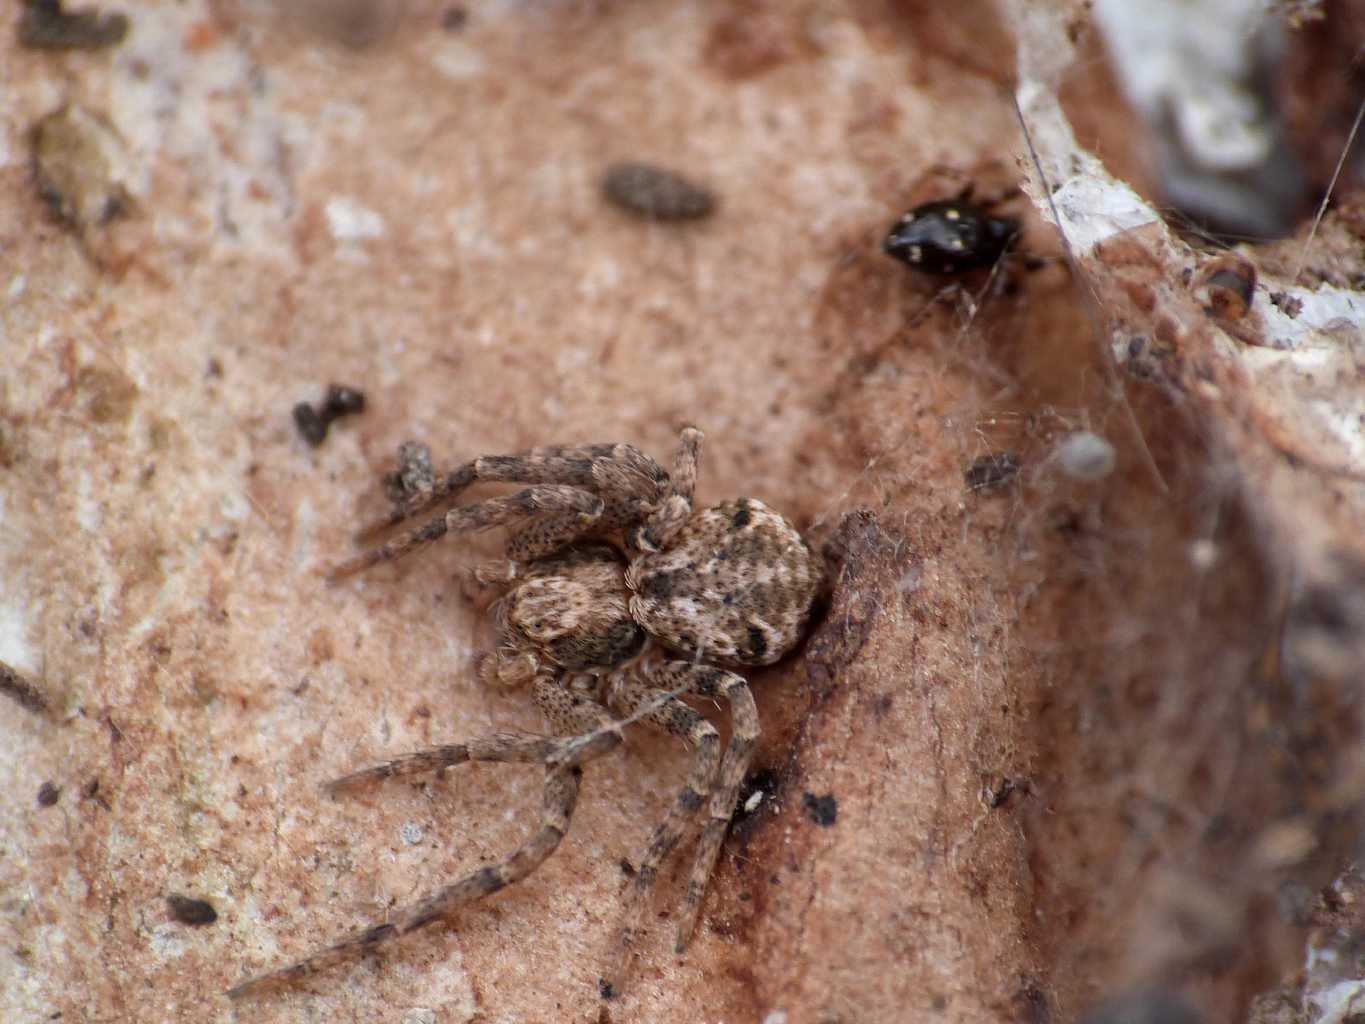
[226,685,620,1001]
[594,659,758,995]
[356,442,672,544]
[328,485,604,580]
[243,426,825,1002]
[602,669,722,992]
[653,662,759,952]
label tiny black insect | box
[882,197,1019,275]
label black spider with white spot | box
[882,198,1019,275]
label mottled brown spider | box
[228,427,824,1001]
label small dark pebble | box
[166,893,218,926]
[618,858,636,879]
[602,161,716,221]
[965,452,1021,493]
[292,402,328,446]
[294,383,366,447]
[441,6,467,31]
[19,0,128,50]
[37,781,61,807]
[801,791,838,827]
[323,384,365,417]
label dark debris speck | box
[292,402,327,446]
[0,659,48,714]
[384,440,436,504]
[602,161,716,221]
[37,781,61,807]
[323,384,365,417]
[965,452,1021,493]
[801,791,838,827]
[166,893,218,926]
[1270,290,1303,318]
[440,6,467,30]
[19,0,128,50]
[293,383,366,447]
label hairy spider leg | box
[599,661,755,997]
[322,730,621,796]
[668,664,758,953]
[356,442,673,544]
[599,669,722,997]
[226,678,622,1001]
[328,485,604,581]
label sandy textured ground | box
[4,2,1363,1023]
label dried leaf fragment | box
[32,104,131,230]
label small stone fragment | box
[602,162,716,221]
[385,440,435,504]
[19,0,128,50]
[33,104,130,230]
[322,384,365,418]
[166,893,218,926]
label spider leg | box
[660,663,758,954]
[357,442,670,543]
[600,671,721,997]
[667,426,703,505]
[227,766,583,1001]
[329,485,603,581]
[228,678,622,1002]
[632,427,704,552]
[462,558,525,608]
[323,730,618,796]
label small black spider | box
[882,194,1019,275]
